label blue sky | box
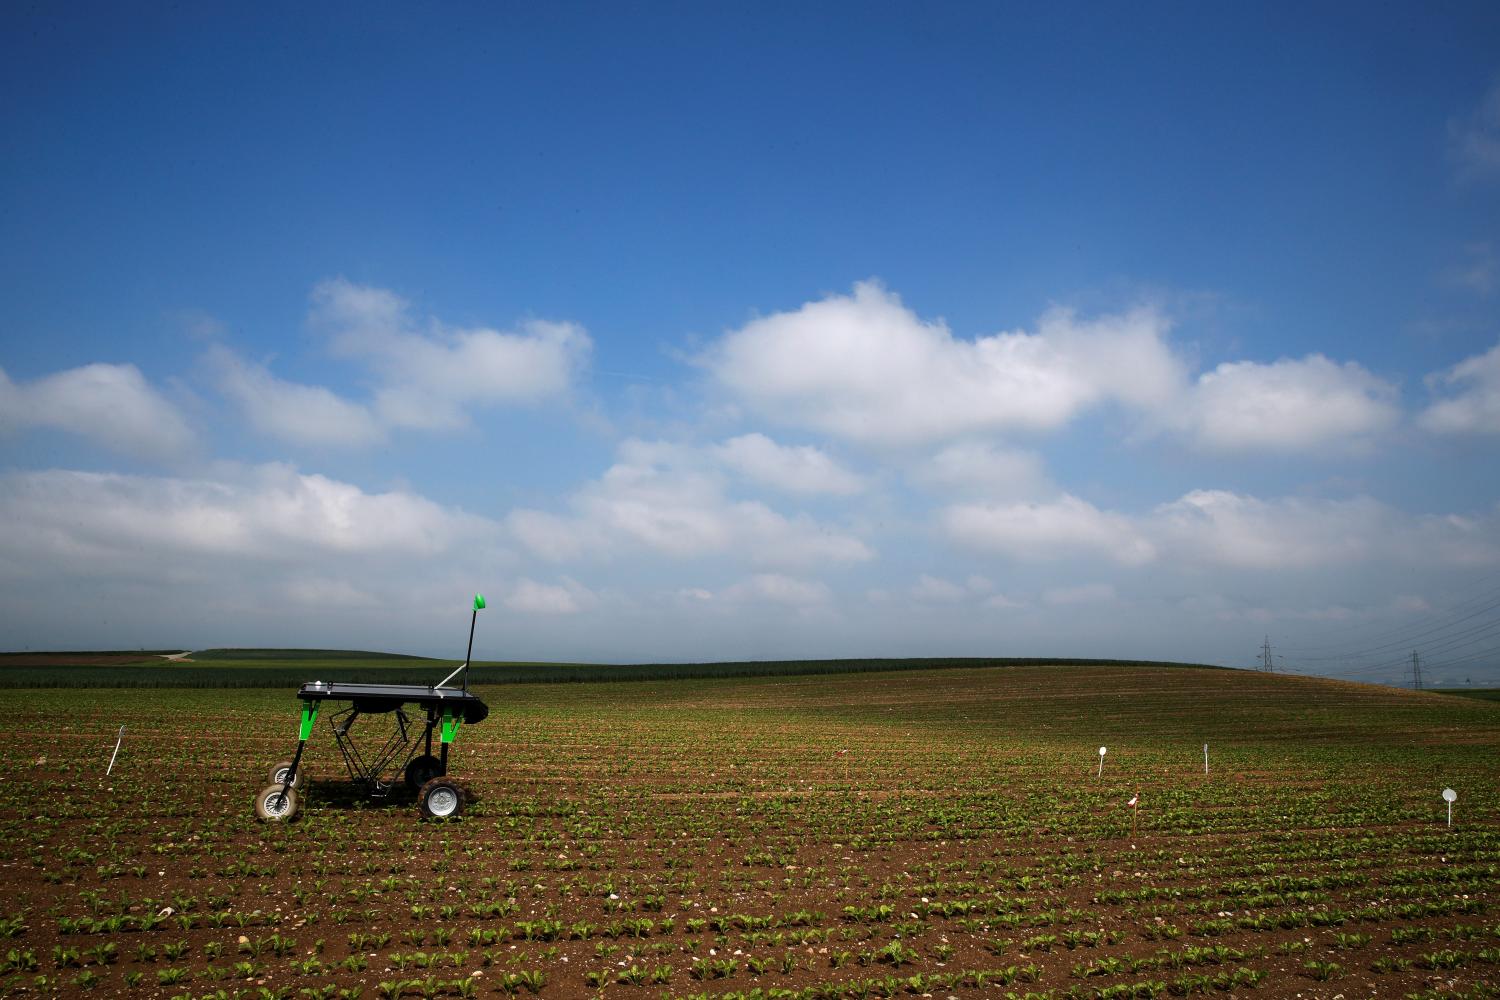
[4,3,1500,684]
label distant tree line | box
[0,655,1227,688]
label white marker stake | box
[1443,788,1457,828]
[106,725,125,776]
[1203,743,1209,775]
[1097,746,1107,779]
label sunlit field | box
[2,665,1497,1000]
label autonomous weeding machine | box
[254,594,491,821]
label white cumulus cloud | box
[714,433,864,495]
[943,488,1500,573]
[943,494,1157,566]
[1151,490,1389,570]
[0,464,499,572]
[0,464,512,651]
[506,508,595,562]
[702,281,1185,445]
[1169,355,1399,452]
[704,282,1398,455]
[208,346,383,447]
[0,363,194,461]
[310,277,591,430]
[1420,340,1500,434]
[912,441,1051,499]
[507,439,873,569]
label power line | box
[1274,571,1500,685]
[1289,593,1500,661]
[1337,624,1500,676]
[1278,566,1500,659]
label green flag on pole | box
[473,593,486,611]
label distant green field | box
[0,650,1226,687]
[0,650,184,665]
[189,647,435,661]
[1434,687,1500,701]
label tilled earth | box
[0,667,1496,1000]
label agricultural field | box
[0,664,1497,1000]
[0,651,1218,689]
